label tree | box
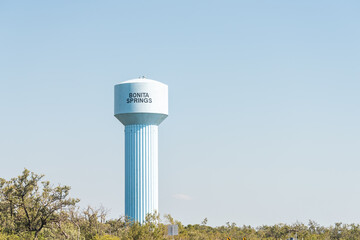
[82,206,110,239]
[0,169,79,239]
[201,218,208,225]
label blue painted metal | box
[125,124,158,223]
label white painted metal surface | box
[167,225,179,236]
[114,78,168,125]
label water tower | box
[114,78,168,223]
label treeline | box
[1,170,360,240]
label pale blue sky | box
[1,1,359,227]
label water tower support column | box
[125,124,158,222]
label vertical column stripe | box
[124,125,159,223]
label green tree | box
[0,169,79,239]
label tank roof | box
[119,78,167,85]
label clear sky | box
[1,1,359,227]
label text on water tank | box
[126,92,152,103]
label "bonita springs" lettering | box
[126,92,152,103]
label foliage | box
[2,170,360,239]
[0,169,79,239]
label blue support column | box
[125,124,158,223]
